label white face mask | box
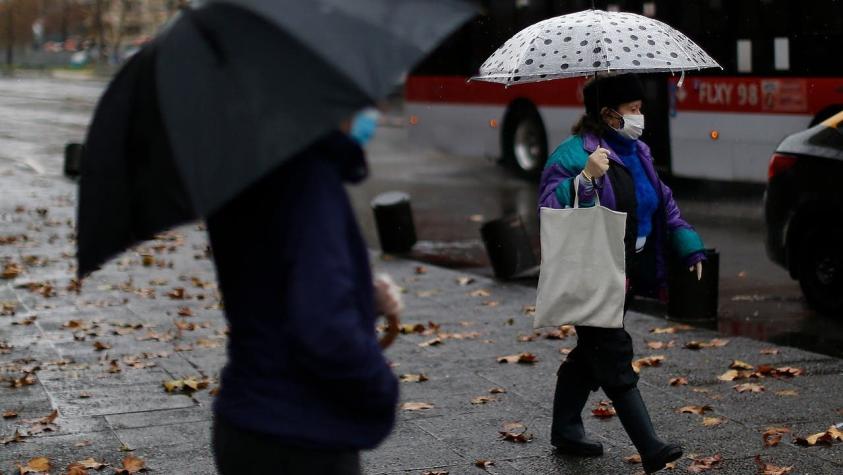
[616,113,645,140]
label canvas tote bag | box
[534,179,627,329]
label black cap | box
[582,74,645,118]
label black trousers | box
[212,416,362,475]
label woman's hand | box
[374,273,403,349]
[584,147,611,180]
[689,262,703,281]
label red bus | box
[405,0,843,182]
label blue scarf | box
[605,130,659,240]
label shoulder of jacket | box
[547,135,588,171]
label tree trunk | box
[94,0,106,63]
[6,0,14,68]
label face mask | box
[349,108,380,147]
[615,113,645,140]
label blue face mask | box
[349,108,380,147]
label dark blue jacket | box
[207,131,398,450]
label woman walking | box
[538,73,706,474]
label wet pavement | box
[1,75,841,361]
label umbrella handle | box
[379,313,400,349]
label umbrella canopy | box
[77,0,474,277]
[472,9,720,85]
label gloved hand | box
[583,147,611,180]
[689,262,703,281]
[374,273,403,349]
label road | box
[1,75,841,358]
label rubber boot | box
[609,386,682,473]
[550,362,604,456]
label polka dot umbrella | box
[472,9,721,85]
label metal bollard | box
[668,248,720,321]
[371,191,417,253]
[64,143,85,178]
[480,215,538,280]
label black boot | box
[609,387,682,474]
[550,363,604,457]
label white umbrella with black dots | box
[472,9,720,86]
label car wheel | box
[502,102,548,179]
[797,228,843,316]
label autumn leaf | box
[469,289,491,298]
[763,427,791,447]
[66,463,89,475]
[75,458,107,470]
[399,323,425,334]
[1,300,17,315]
[669,377,688,386]
[18,456,50,474]
[775,389,798,397]
[482,300,499,308]
[415,266,428,275]
[754,455,793,475]
[489,387,507,394]
[729,360,754,370]
[167,287,186,300]
[399,374,429,383]
[560,347,572,355]
[400,402,434,411]
[646,340,675,350]
[632,355,665,373]
[114,455,146,474]
[687,454,722,473]
[499,423,533,443]
[471,396,495,405]
[772,367,803,378]
[0,429,26,445]
[650,324,693,334]
[497,352,538,364]
[522,305,536,316]
[423,471,449,475]
[177,307,193,317]
[718,369,754,382]
[734,383,765,393]
[702,417,725,427]
[517,333,539,342]
[760,348,780,355]
[546,326,575,339]
[419,337,442,347]
[456,276,475,286]
[74,440,92,448]
[624,454,642,464]
[678,405,713,415]
[163,378,211,394]
[794,425,843,446]
[3,409,17,419]
[474,459,494,469]
[415,289,439,298]
[592,401,616,419]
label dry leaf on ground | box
[729,360,754,370]
[678,405,713,415]
[794,426,843,446]
[763,427,791,447]
[401,402,434,411]
[469,289,491,298]
[649,324,693,334]
[754,455,793,475]
[669,377,688,386]
[415,266,428,275]
[703,417,726,427]
[2,409,17,419]
[592,401,616,419]
[419,337,442,347]
[114,455,146,474]
[74,458,107,470]
[489,387,507,394]
[624,454,642,464]
[456,276,474,286]
[499,425,533,443]
[646,340,675,350]
[471,396,495,405]
[399,374,429,383]
[474,459,494,468]
[18,456,50,474]
[497,352,538,364]
[522,305,536,316]
[687,454,722,473]
[760,348,780,355]
[1,262,23,279]
[775,389,799,397]
[632,355,665,373]
[734,383,765,393]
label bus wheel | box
[796,227,843,316]
[502,102,548,178]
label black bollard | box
[480,215,538,280]
[668,248,720,321]
[64,143,85,178]
[371,191,417,253]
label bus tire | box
[809,105,843,127]
[796,226,843,317]
[501,101,548,179]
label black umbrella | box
[77,0,474,277]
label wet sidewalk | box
[1,166,842,475]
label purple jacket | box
[538,132,706,296]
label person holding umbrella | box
[537,73,705,473]
[472,9,719,474]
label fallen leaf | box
[522,305,536,316]
[414,266,428,275]
[559,348,572,355]
[1,262,23,279]
[1,429,26,445]
[66,463,89,475]
[469,289,491,298]
[399,374,429,383]
[456,276,475,286]
[499,427,533,443]
[730,360,754,370]
[497,352,538,364]
[471,396,495,405]
[115,455,146,474]
[474,459,494,469]
[624,454,642,464]
[163,378,211,394]
[669,377,688,386]
[75,458,107,470]
[763,427,791,447]
[482,300,499,307]
[399,323,426,334]
[3,409,17,419]
[400,402,434,411]
[415,289,439,298]
[754,455,793,475]
[678,405,713,415]
[646,340,675,350]
[468,214,484,223]
[79,392,92,399]
[74,440,92,448]
[419,337,442,347]
[489,387,507,394]
[772,367,803,378]
[1,300,17,315]
[734,383,765,393]
[775,389,798,397]
[702,417,725,427]
[195,338,221,349]
[650,324,693,334]
[546,326,575,339]
[592,401,616,419]
[167,287,186,300]
[422,471,449,475]
[177,307,193,317]
[517,333,539,342]
[632,355,665,373]
[18,456,50,474]
[794,425,843,446]
[687,454,722,473]
[760,348,780,355]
